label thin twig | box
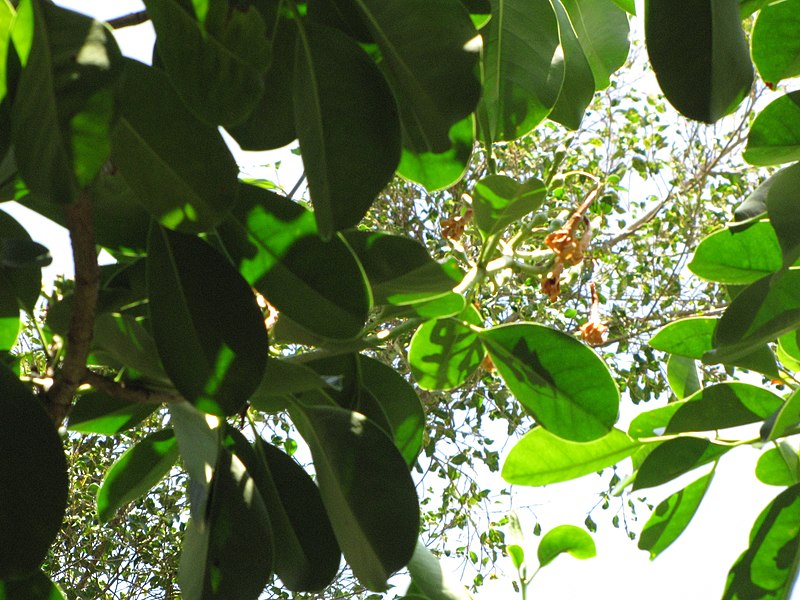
[106,10,149,29]
[84,371,184,405]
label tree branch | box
[46,191,100,427]
[83,371,184,405]
[106,10,149,30]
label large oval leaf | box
[148,226,269,416]
[68,391,158,435]
[0,365,68,579]
[752,0,800,85]
[294,22,400,238]
[765,162,800,267]
[502,427,641,486]
[480,323,619,442]
[756,445,800,487]
[96,428,179,523]
[644,0,753,123]
[397,115,474,191]
[112,59,239,233]
[288,402,419,591]
[0,570,65,600]
[472,175,547,239]
[217,182,370,339]
[632,437,729,491]
[405,541,475,600]
[744,91,800,166]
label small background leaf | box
[537,524,596,567]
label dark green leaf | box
[745,92,800,166]
[294,22,400,238]
[666,354,701,400]
[503,427,641,486]
[765,162,800,267]
[537,524,596,566]
[308,0,372,41]
[344,230,462,305]
[91,312,170,384]
[480,0,563,141]
[408,304,485,391]
[633,437,728,491]
[144,0,271,126]
[68,391,158,435]
[217,182,370,339]
[638,471,714,559]
[644,0,753,122]
[287,402,419,591]
[148,226,268,416]
[480,323,619,442]
[723,485,800,600]
[248,359,327,412]
[11,0,122,202]
[89,166,150,255]
[752,0,800,84]
[405,541,474,600]
[765,388,800,441]
[112,59,239,233]
[0,570,65,599]
[397,115,474,191]
[0,365,68,579]
[471,176,547,239]
[96,428,179,523]
[756,445,800,487]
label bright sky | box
[11,2,791,599]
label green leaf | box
[148,226,268,416]
[144,0,270,127]
[633,437,728,491]
[628,383,784,439]
[480,0,564,142]
[177,449,273,600]
[222,428,341,592]
[96,428,179,523]
[112,59,239,233]
[308,0,372,42]
[765,162,800,267]
[88,167,150,256]
[644,0,753,123]
[765,388,800,441]
[287,402,419,591]
[723,485,800,600]
[344,230,462,306]
[756,445,800,487]
[778,331,800,372]
[248,359,327,412]
[353,0,481,153]
[217,183,370,339]
[0,570,65,600]
[745,92,800,166]
[666,354,701,400]
[537,524,596,567]
[752,0,800,84]
[689,221,783,284]
[68,391,158,435]
[471,176,547,239]
[611,0,636,14]
[91,312,170,384]
[560,0,630,91]
[0,365,68,579]
[11,0,122,202]
[548,0,596,130]
[408,304,485,391]
[638,471,714,559]
[502,427,641,486]
[480,323,619,442]
[397,115,474,192]
[0,1,14,110]
[740,0,772,17]
[405,541,475,600]
[381,293,467,320]
[293,22,400,238]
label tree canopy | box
[0,0,799,599]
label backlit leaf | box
[472,176,547,239]
[405,541,475,600]
[764,162,800,267]
[764,388,800,442]
[537,524,596,566]
[744,92,800,166]
[752,0,800,84]
[633,437,728,491]
[756,445,800,487]
[666,354,701,400]
[68,391,158,435]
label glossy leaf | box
[644,0,753,123]
[639,471,714,559]
[178,449,273,600]
[288,403,419,591]
[408,304,485,391]
[68,391,158,435]
[723,485,800,600]
[744,92,800,166]
[548,0,595,130]
[397,115,474,191]
[480,323,619,442]
[537,524,596,566]
[96,428,179,523]
[752,0,800,84]
[633,437,728,491]
[11,0,122,202]
[666,354,701,400]
[405,541,475,600]
[0,365,68,579]
[144,0,271,127]
[689,221,783,284]
[480,0,563,141]
[223,428,341,592]
[0,570,65,600]
[764,162,800,267]
[560,0,630,91]
[381,293,467,320]
[112,59,239,233]
[503,427,641,486]
[353,0,481,153]
[471,176,547,239]
[344,230,462,306]
[756,445,800,487]
[148,226,268,416]
[217,183,369,339]
[764,388,800,442]
[293,22,400,238]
